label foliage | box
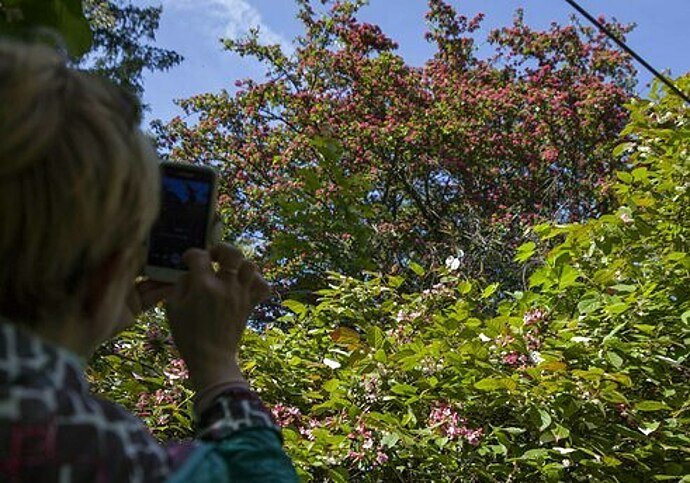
[0,0,182,97]
[95,79,690,481]
[0,0,92,55]
[88,309,194,439]
[155,0,636,299]
[79,0,182,97]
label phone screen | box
[147,166,214,270]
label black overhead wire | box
[564,0,690,105]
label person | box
[0,40,298,482]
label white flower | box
[571,336,591,344]
[529,351,544,364]
[619,212,634,224]
[323,358,341,369]
[478,333,491,342]
[445,256,461,271]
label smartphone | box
[145,161,218,283]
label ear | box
[81,251,129,320]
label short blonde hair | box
[0,40,160,325]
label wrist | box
[186,358,246,392]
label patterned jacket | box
[0,321,298,482]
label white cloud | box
[162,0,292,52]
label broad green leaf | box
[408,262,425,276]
[514,241,536,263]
[638,421,660,436]
[521,448,550,460]
[282,299,307,316]
[390,384,417,396]
[381,432,400,448]
[481,283,499,299]
[539,361,567,372]
[681,310,690,324]
[330,326,361,346]
[610,284,637,293]
[578,298,600,314]
[366,326,385,349]
[634,401,670,412]
[537,409,552,431]
[558,265,580,289]
[612,142,634,157]
[323,378,340,392]
[474,377,504,391]
[606,351,624,369]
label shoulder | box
[0,385,171,482]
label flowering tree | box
[94,79,690,480]
[155,0,635,297]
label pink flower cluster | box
[362,374,381,403]
[502,351,530,368]
[135,387,184,425]
[523,308,547,326]
[270,404,323,441]
[385,325,412,345]
[347,418,389,467]
[428,403,484,446]
[164,358,189,381]
[271,403,302,427]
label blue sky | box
[139,0,689,124]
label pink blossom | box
[523,308,546,326]
[375,451,389,465]
[271,404,302,427]
[619,212,634,224]
[347,451,366,462]
[164,358,189,381]
[428,402,484,446]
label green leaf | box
[612,142,634,157]
[681,310,690,324]
[558,265,580,289]
[390,384,417,396]
[578,297,600,314]
[374,348,387,363]
[605,302,630,315]
[521,448,550,460]
[638,421,660,436]
[606,351,624,369]
[634,401,670,412]
[610,284,637,293]
[602,455,622,466]
[514,241,536,263]
[327,468,349,483]
[324,379,343,393]
[381,432,400,448]
[474,377,504,391]
[616,171,633,183]
[481,283,499,299]
[408,262,425,276]
[282,299,307,316]
[366,326,385,349]
[537,409,552,431]
[457,280,472,295]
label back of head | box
[0,40,160,326]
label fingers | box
[211,213,223,246]
[188,243,272,305]
[136,280,174,311]
[184,249,214,280]
[237,260,256,286]
[250,274,272,305]
[210,244,244,271]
